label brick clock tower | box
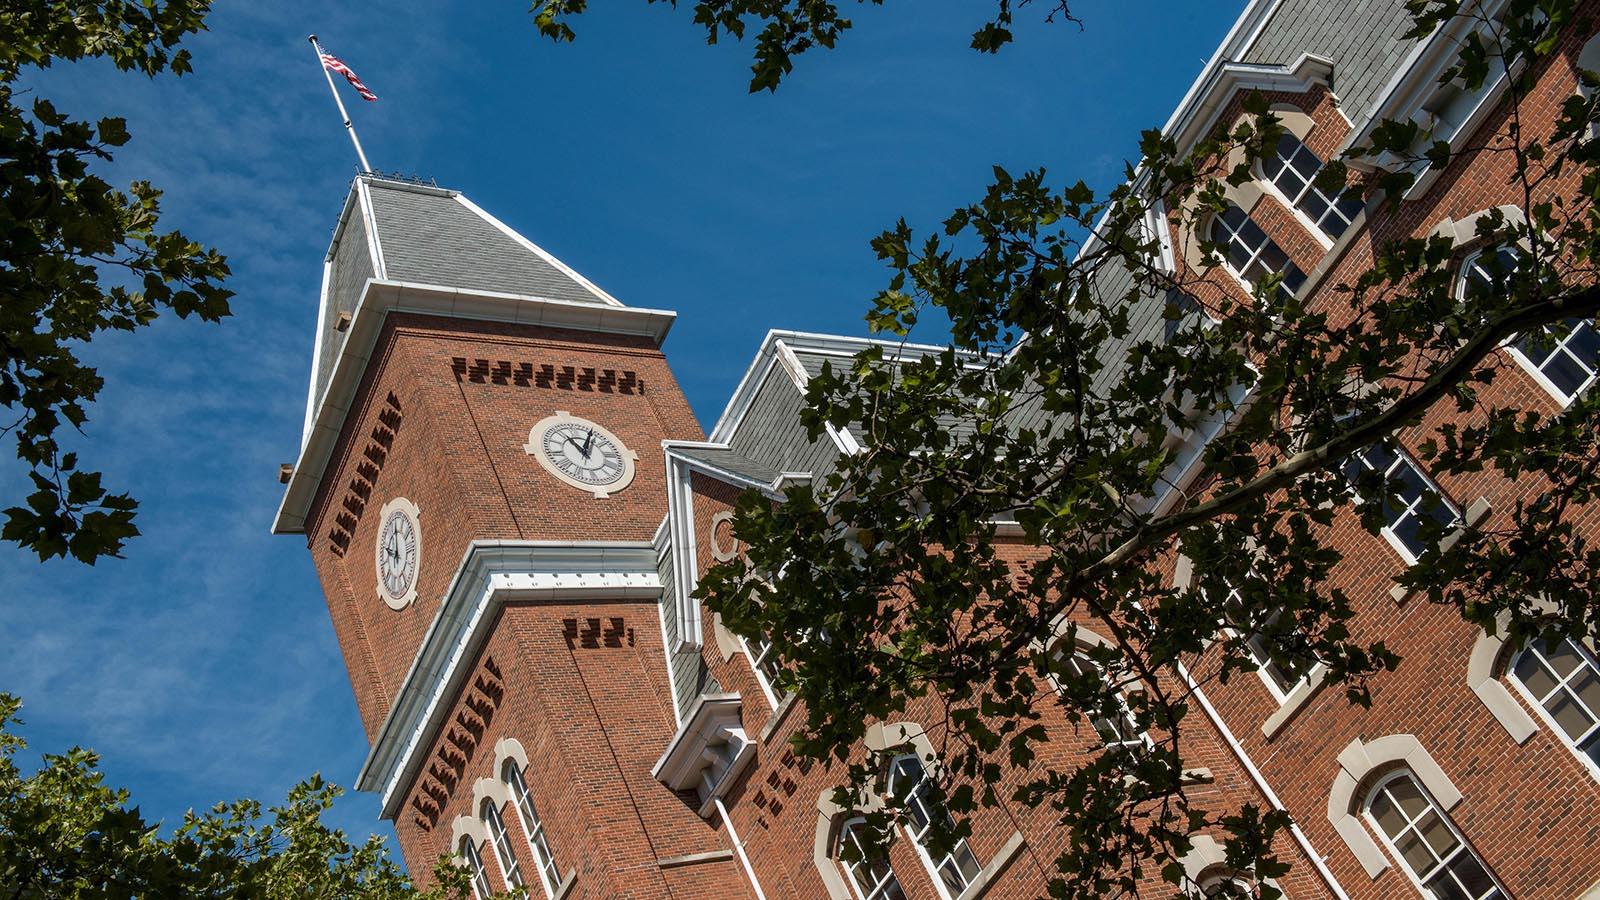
[273,175,740,897]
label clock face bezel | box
[523,411,639,498]
[374,497,422,611]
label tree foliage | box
[530,0,1077,92]
[0,1,232,564]
[0,693,485,898]
[547,0,1600,897]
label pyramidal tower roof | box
[276,175,675,535]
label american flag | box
[319,51,377,102]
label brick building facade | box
[273,1,1600,896]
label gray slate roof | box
[672,445,786,486]
[308,177,617,433]
[1242,0,1418,124]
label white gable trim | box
[356,178,388,280]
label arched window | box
[1260,133,1364,239]
[1208,204,1306,303]
[458,836,492,900]
[1363,771,1506,899]
[837,817,907,900]
[1508,636,1600,775]
[503,760,562,896]
[481,798,523,890]
[1050,643,1149,750]
[887,754,982,899]
[1462,246,1600,404]
[1193,873,1252,897]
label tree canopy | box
[0,0,232,564]
[546,0,1600,896]
[0,693,485,898]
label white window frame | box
[887,753,983,900]
[837,816,906,900]
[504,760,561,898]
[481,797,524,891]
[1506,635,1600,781]
[1342,442,1459,564]
[742,631,785,709]
[1255,132,1362,246]
[1361,770,1506,900]
[1050,645,1151,751]
[1459,246,1600,406]
[459,837,493,900]
[1207,203,1307,303]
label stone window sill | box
[759,692,798,744]
[552,867,577,900]
[1261,665,1329,740]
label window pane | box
[1389,776,1430,819]
[1447,853,1500,899]
[1424,871,1472,900]
[1543,350,1589,396]
[1547,690,1596,741]
[1419,809,1459,857]
[1398,829,1438,874]
[1514,649,1558,698]
[1370,790,1406,837]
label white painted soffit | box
[270,279,678,535]
[356,540,661,819]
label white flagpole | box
[308,34,373,173]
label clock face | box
[375,498,421,610]
[524,412,638,498]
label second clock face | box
[375,497,421,610]
[524,412,638,498]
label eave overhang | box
[272,279,677,535]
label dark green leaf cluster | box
[0,1,232,563]
[530,0,1076,92]
[0,693,496,898]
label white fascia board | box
[357,539,660,818]
[355,178,387,279]
[453,194,625,308]
[1159,0,1286,139]
[271,279,677,534]
[666,452,701,653]
[302,257,335,450]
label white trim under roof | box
[271,279,677,535]
[661,440,811,653]
[356,540,661,818]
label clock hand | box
[582,428,595,459]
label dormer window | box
[1260,133,1364,239]
[1209,204,1306,303]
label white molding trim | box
[652,693,756,817]
[1467,613,1540,743]
[1165,53,1336,157]
[355,540,661,819]
[494,737,531,775]
[355,178,387,280]
[1326,734,1462,878]
[451,814,489,850]
[472,776,513,816]
[272,279,677,534]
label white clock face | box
[524,412,638,498]
[375,498,421,610]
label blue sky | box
[0,0,1236,862]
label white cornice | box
[271,279,677,535]
[356,539,661,819]
[1164,54,1336,157]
